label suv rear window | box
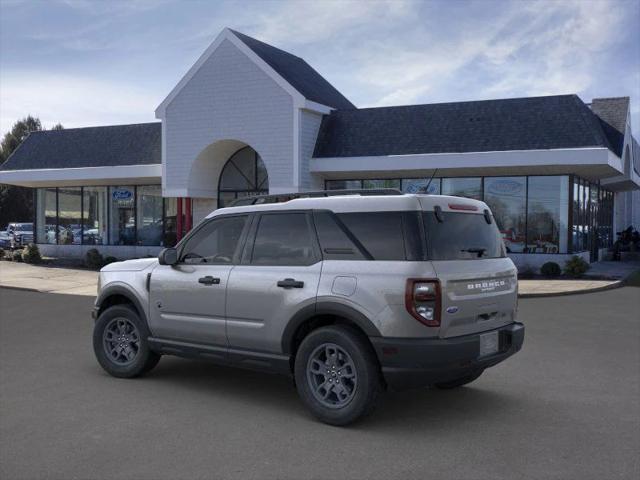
[423,212,505,260]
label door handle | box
[198,276,220,285]
[277,278,304,289]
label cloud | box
[0,72,157,132]
[249,0,411,46]
[344,0,628,107]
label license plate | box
[479,331,499,357]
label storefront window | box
[441,177,482,199]
[109,186,136,245]
[163,198,178,247]
[483,177,526,253]
[325,180,362,190]
[57,188,82,245]
[82,187,107,245]
[402,178,441,194]
[136,186,163,246]
[362,179,401,190]
[526,176,569,253]
[36,188,57,244]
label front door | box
[148,214,250,346]
[226,211,322,354]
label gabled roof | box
[0,123,161,171]
[590,97,629,157]
[230,30,355,110]
[156,28,354,116]
[313,94,616,158]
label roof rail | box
[226,188,403,207]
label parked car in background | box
[2,223,34,249]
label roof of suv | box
[208,194,488,218]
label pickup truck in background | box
[0,223,34,249]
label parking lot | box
[1,286,638,480]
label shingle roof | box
[590,97,629,157]
[230,29,355,110]
[0,123,161,171]
[313,94,616,158]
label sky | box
[1,0,639,136]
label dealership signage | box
[112,188,134,207]
[403,179,439,194]
[488,179,523,196]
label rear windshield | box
[423,212,505,260]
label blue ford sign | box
[112,189,133,200]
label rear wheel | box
[294,325,381,426]
[435,369,484,389]
[93,304,160,378]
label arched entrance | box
[217,146,269,207]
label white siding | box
[298,109,324,190]
[163,39,294,197]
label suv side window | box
[250,213,317,266]
[313,211,368,260]
[336,212,407,261]
[180,215,248,264]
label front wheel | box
[294,325,382,426]
[93,304,160,378]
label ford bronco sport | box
[92,191,524,425]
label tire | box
[93,304,160,378]
[294,325,382,426]
[434,369,484,389]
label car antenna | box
[424,169,438,194]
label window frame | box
[176,213,251,266]
[240,211,321,267]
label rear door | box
[423,209,518,338]
[226,211,322,355]
[148,214,250,346]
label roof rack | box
[226,188,403,207]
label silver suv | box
[92,192,524,425]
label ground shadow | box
[133,356,529,430]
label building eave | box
[310,147,630,185]
[0,164,162,188]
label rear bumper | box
[371,322,524,391]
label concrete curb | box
[0,285,41,294]
[518,280,624,298]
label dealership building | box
[1,28,638,267]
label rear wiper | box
[461,248,486,257]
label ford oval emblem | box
[446,306,459,314]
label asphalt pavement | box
[0,287,638,480]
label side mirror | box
[158,247,178,266]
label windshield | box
[423,212,505,260]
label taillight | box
[405,279,441,327]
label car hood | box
[101,257,158,272]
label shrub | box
[540,261,561,278]
[0,248,5,260]
[85,248,104,270]
[12,250,23,262]
[564,255,590,277]
[103,256,118,267]
[21,243,42,264]
[517,265,536,279]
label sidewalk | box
[517,278,621,298]
[518,261,640,298]
[0,261,98,296]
